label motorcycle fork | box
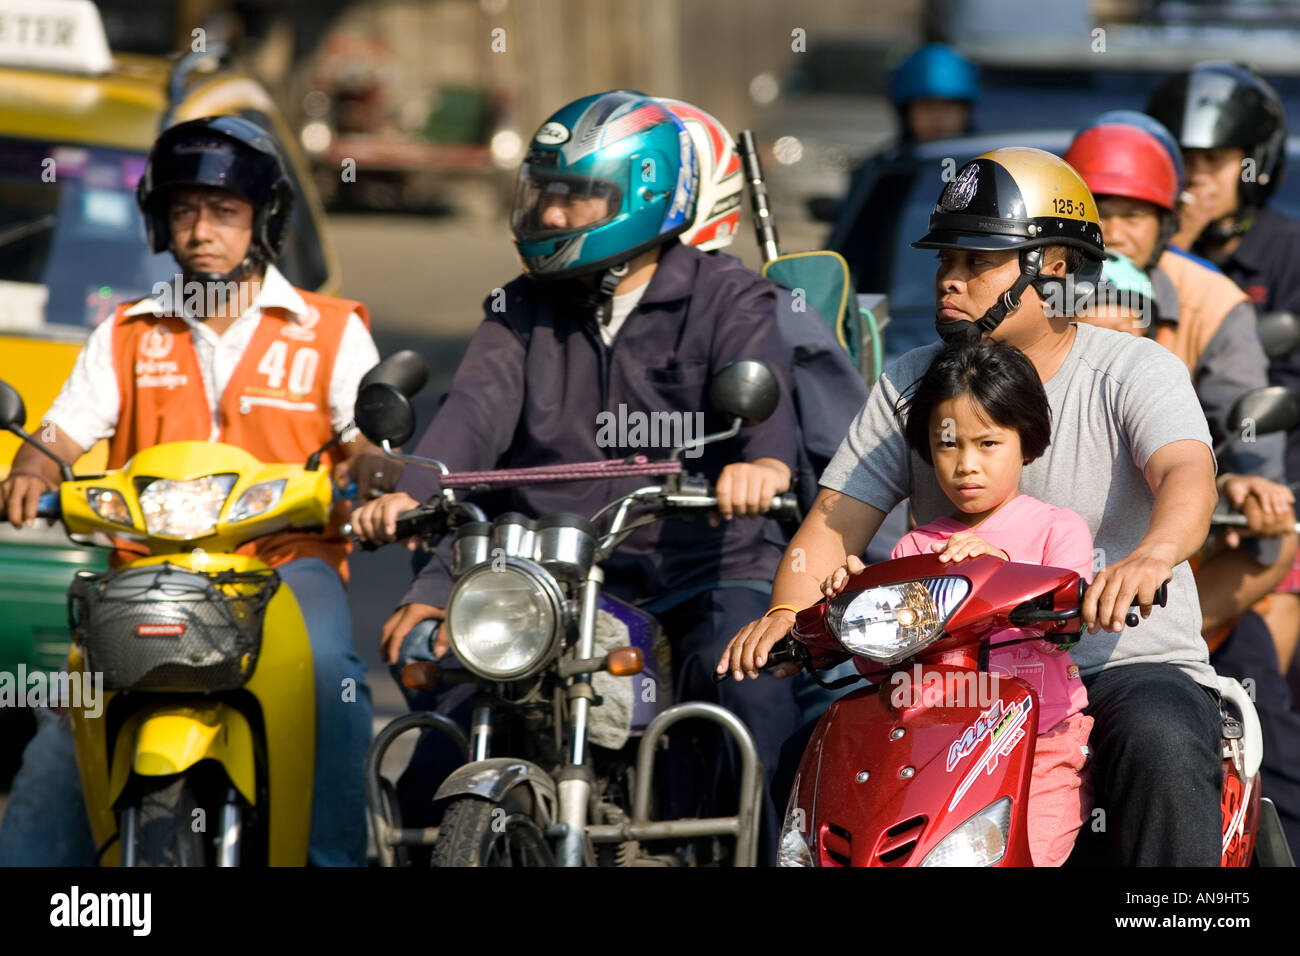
[555,564,604,866]
[470,701,494,761]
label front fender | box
[433,758,556,821]
[108,704,257,806]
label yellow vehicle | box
[0,377,337,865]
[0,0,340,472]
[0,0,341,772]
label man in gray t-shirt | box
[719,147,1224,865]
[820,321,1216,686]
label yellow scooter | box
[0,380,345,866]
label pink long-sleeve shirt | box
[888,493,1095,731]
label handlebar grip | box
[347,504,445,552]
[391,507,431,541]
[36,492,60,520]
[1123,581,1169,628]
[712,635,805,684]
[767,492,801,522]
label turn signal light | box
[604,647,644,677]
[401,661,439,690]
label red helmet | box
[1063,124,1179,212]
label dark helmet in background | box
[137,115,295,280]
[1146,62,1286,212]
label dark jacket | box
[396,240,800,610]
[1215,207,1300,484]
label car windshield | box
[0,136,176,333]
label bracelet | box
[764,604,800,619]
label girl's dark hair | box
[896,340,1051,465]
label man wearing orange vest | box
[0,117,381,866]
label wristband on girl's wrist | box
[764,604,799,619]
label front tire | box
[432,791,554,867]
[130,776,208,867]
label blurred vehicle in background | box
[297,30,518,219]
[827,129,1300,359]
[749,34,902,225]
[0,0,339,783]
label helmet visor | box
[511,165,623,242]
[148,137,273,207]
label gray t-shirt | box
[820,322,1218,688]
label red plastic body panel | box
[792,668,1037,867]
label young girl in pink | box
[823,339,1095,866]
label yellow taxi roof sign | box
[0,0,111,76]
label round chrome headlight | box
[446,557,564,680]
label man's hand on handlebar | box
[350,491,422,550]
[380,602,448,665]
[1,472,57,528]
[716,608,801,682]
[1083,544,1173,634]
[1218,473,1296,547]
[710,457,791,525]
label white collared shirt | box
[45,265,380,450]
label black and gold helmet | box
[913,147,1105,340]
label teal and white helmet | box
[511,90,700,281]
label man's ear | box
[1041,253,1069,278]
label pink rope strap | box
[439,455,682,490]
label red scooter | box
[768,552,1289,867]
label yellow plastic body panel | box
[59,441,332,554]
[68,550,316,865]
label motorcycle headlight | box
[446,557,564,680]
[226,480,287,524]
[136,474,238,538]
[920,797,1012,867]
[826,577,970,665]
[86,487,131,526]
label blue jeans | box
[0,558,372,866]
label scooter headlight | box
[826,577,970,665]
[446,557,564,680]
[226,480,287,524]
[920,797,1012,867]
[137,474,238,538]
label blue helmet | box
[511,91,699,281]
[890,44,980,106]
[1088,109,1186,190]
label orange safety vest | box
[1152,250,1250,374]
[106,289,370,582]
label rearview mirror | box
[354,383,416,447]
[709,361,780,427]
[1257,312,1300,361]
[1226,385,1300,437]
[0,380,26,432]
[360,350,429,398]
